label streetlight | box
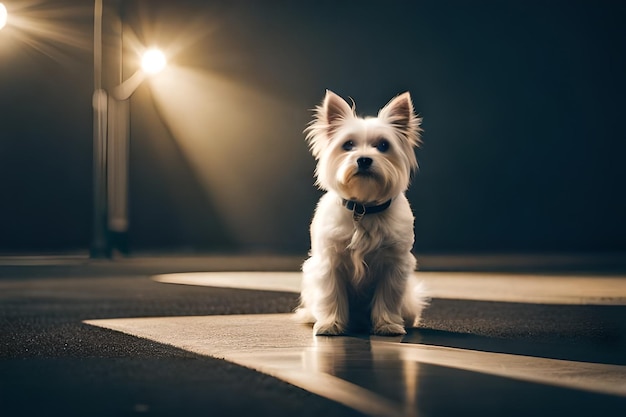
[0,3,8,31]
[110,48,167,101]
[91,0,166,258]
[142,48,167,74]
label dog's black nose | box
[357,157,373,169]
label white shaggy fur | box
[296,90,428,336]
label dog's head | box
[305,90,422,204]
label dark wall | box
[0,1,93,252]
[1,0,625,254]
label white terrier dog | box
[296,90,428,336]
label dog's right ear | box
[321,90,354,133]
[305,90,354,158]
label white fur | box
[296,90,428,336]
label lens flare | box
[0,3,8,30]
[141,48,166,74]
[0,1,92,63]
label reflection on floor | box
[85,271,626,417]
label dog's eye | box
[376,139,390,153]
[342,140,354,151]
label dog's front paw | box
[314,321,346,336]
[372,321,406,336]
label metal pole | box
[91,0,110,258]
[107,0,130,255]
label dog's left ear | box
[378,92,422,147]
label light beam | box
[0,3,8,31]
[144,66,310,248]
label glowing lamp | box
[141,48,166,74]
[0,3,8,31]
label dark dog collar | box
[342,198,392,221]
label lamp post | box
[91,0,166,258]
[91,0,108,257]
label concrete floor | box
[1,255,625,416]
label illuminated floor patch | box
[84,313,626,417]
[153,271,626,305]
[154,272,302,293]
[86,272,626,415]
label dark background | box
[0,0,624,255]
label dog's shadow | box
[404,297,626,366]
[315,297,626,367]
